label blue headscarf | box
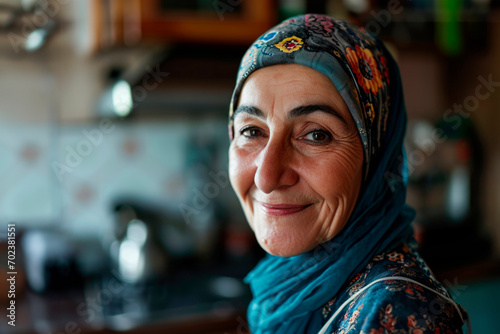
[229,14,416,333]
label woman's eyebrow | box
[232,105,265,120]
[233,104,347,125]
[288,104,347,125]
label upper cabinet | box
[91,0,278,51]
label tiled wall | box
[0,121,58,228]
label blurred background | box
[0,0,499,333]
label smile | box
[259,202,312,217]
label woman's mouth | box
[258,202,312,216]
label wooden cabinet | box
[91,0,278,51]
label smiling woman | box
[230,64,363,257]
[228,14,470,334]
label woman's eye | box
[304,130,332,143]
[241,127,263,138]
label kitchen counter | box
[4,288,248,334]
[3,267,252,334]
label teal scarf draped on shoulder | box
[229,14,415,333]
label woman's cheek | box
[229,146,258,232]
[229,146,256,199]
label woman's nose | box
[254,139,299,194]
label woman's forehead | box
[237,64,350,118]
[242,64,335,89]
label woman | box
[228,14,469,334]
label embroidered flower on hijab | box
[365,103,375,124]
[345,45,383,95]
[275,36,304,53]
[261,31,277,41]
[305,14,335,37]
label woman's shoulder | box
[320,242,467,334]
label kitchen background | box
[0,0,499,333]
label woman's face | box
[229,64,364,257]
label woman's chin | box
[256,232,317,257]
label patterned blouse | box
[320,242,467,333]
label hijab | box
[228,14,416,333]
